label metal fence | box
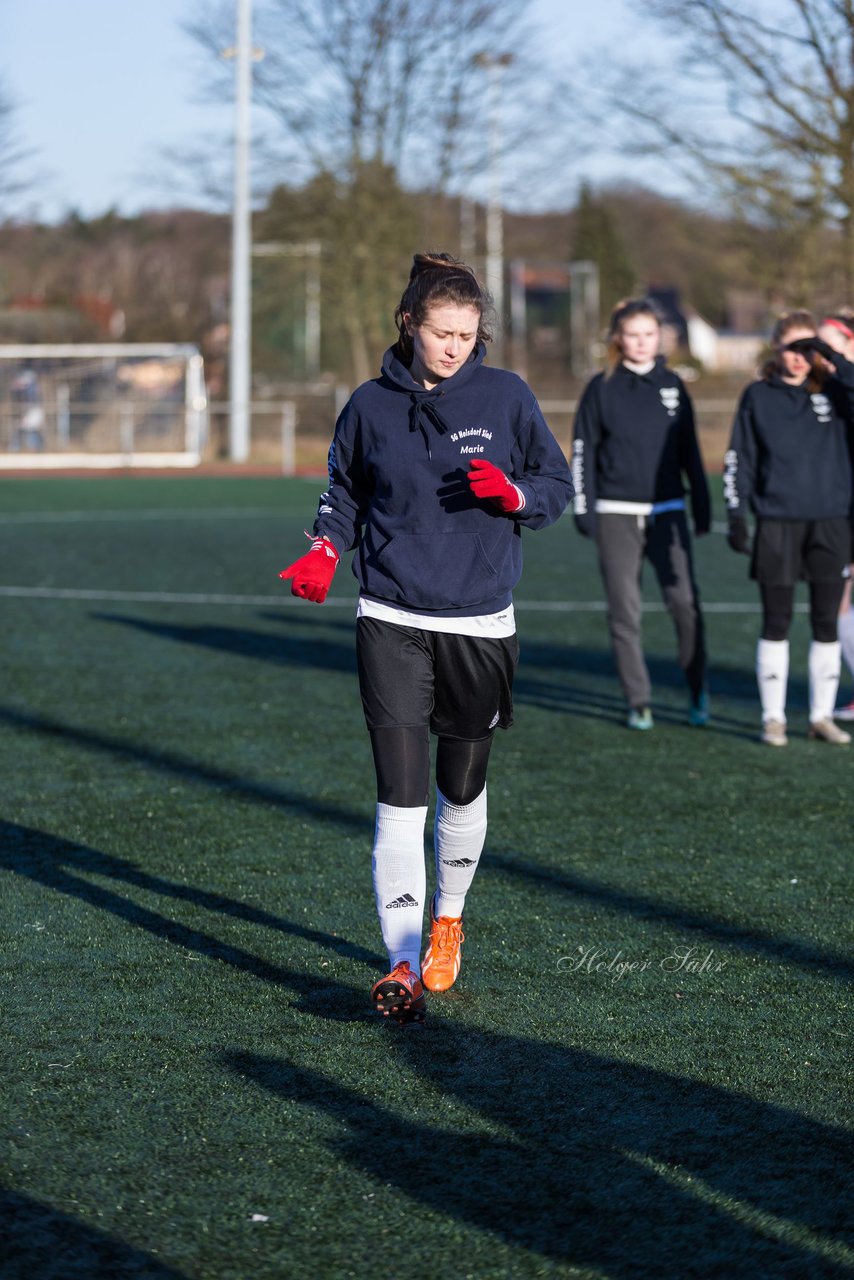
[0,390,739,473]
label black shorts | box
[751,517,852,585]
[356,617,519,739]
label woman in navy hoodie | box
[724,309,854,747]
[279,252,572,1024]
[572,298,711,730]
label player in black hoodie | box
[724,309,854,746]
[572,298,711,730]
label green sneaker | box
[627,706,654,731]
[689,690,710,727]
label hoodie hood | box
[766,371,816,399]
[380,343,488,455]
[616,354,670,387]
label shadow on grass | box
[223,1031,853,1279]
[257,608,356,634]
[93,612,357,674]
[3,700,849,984]
[0,1186,189,1279]
[514,637,807,735]
[93,611,803,736]
[0,704,367,836]
[486,851,854,984]
[0,819,383,984]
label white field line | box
[0,507,287,524]
[1,510,735,530]
[0,584,804,613]
[0,513,781,612]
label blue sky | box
[2,0,661,222]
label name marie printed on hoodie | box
[451,426,493,454]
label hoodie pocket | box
[365,531,500,610]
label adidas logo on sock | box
[385,893,418,909]
[441,857,476,867]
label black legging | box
[760,580,845,643]
[369,725,493,808]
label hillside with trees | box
[0,181,802,391]
[3,0,854,462]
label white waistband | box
[357,595,516,638]
[595,498,685,515]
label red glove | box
[278,536,339,603]
[467,458,525,514]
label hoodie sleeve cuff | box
[314,529,348,558]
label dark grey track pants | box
[596,510,706,710]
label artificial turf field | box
[1,475,852,1280]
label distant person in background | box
[724,309,854,746]
[277,252,572,1025]
[10,368,45,451]
[572,297,711,731]
[817,310,854,721]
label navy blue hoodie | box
[313,343,573,616]
[724,365,854,521]
[572,358,710,539]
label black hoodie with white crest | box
[724,362,854,522]
[571,357,710,540]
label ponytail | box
[393,252,494,363]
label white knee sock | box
[809,640,841,723]
[757,639,789,724]
[372,803,427,974]
[433,787,487,919]
[838,610,854,681]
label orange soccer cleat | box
[370,961,426,1025]
[421,898,465,993]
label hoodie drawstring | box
[408,395,454,458]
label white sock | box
[756,639,789,724]
[433,787,487,919]
[371,803,427,974]
[838,610,854,681]
[809,640,841,723]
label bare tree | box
[189,0,538,192]
[0,82,32,218]
[574,0,854,304]
[185,0,547,381]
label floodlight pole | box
[475,52,513,362]
[229,0,252,461]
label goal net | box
[0,344,207,469]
